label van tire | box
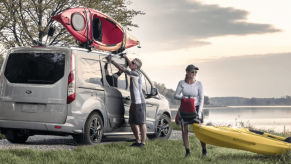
[73,112,103,145]
[5,129,29,143]
[147,114,172,140]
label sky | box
[124,0,291,98]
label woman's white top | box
[174,80,204,118]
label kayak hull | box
[51,7,139,52]
[193,124,291,155]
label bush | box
[0,133,5,139]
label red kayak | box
[51,7,139,52]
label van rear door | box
[0,48,70,124]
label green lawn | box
[0,122,290,164]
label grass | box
[0,122,290,164]
[1,135,291,164]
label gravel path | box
[0,130,195,151]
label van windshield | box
[4,53,65,84]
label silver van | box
[0,46,172,145]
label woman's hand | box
[181,96,185,101]
[107,55,112,61]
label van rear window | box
[4,53,65,84]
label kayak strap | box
[250,129,291,143]
[105,18,117,26]
[249,129,264,135]
[117,26,126,53]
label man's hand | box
[121,53,130,65]
[108,55,125,72]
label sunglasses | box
[191,71,197,74]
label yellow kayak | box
[193,123,291,155]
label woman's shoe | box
[185,153,190,157]
[202,149,207,156]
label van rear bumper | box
[0,116,83,134]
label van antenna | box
[88,8,94,42]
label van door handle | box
[123,96,131,100]
[146,104,153,107]
[91,92,97,98]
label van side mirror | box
[151,88,158,96]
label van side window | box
[80,59,102,86]
[4,53,65,84]
[104,62,127,90]
[141,74,151,96]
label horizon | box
[208,96,291,99]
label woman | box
[174,64,207,157]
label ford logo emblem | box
[26,90,32,94]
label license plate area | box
[21,104,38,113]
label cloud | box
[130,0,281,51]
[143,53,291,98]
[133,40,211,53]
[197,53,291,97]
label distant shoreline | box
[169,105,291,109]
[169,105,227,109]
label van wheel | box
[73,112,103,145]
[147,114,172,140]
[5,129,29,143]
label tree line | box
[153,82,291,106]
[210,96,291,106]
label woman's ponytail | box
[184,74,187,82]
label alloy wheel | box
[89,117,102,142]
[156,118,170,138]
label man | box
[107,54,146,147]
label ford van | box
[0,46,172,145]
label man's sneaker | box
[138,143,145,148]
[202,149,208,156]
[184,153,190,157]
[130,142,141,147]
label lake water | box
[170,106,291,133]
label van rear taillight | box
[67,72,75,104]
[67,53,75,104]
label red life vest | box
[175,97,198,125]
